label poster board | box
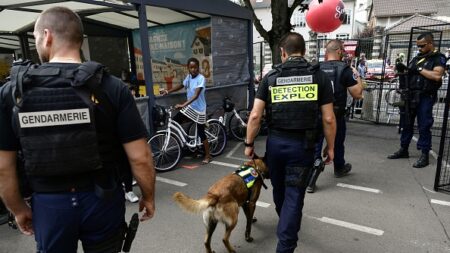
[133,19,212,95]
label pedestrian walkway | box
[1,121,450,253]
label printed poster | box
[133,19,212,94]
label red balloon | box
[306,0,345,33]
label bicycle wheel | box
[229,109,250,141]
[205,120,227,156]
[148,132,182,172]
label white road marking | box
[226,142,249,162]
[228,156,249,162]
[210,160,241,168]
[256,201,271,208]
[431,199,450,207]
[337,183,382,194]
[422,186,437,194]
[226,142,242,158]
[317,217,384,236]
[156,176,187,187]
[430,149,438,160]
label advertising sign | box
[133,19,212,94]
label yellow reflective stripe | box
[238,168,256,188]
[238,170,251,177]
[271,84,318,103]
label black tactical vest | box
[319,60,348,114]
[266,58,319,131]
[408,51,444,94]
[10,62,122,177]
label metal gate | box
[436,73,450,192]
[347,24,450,137]
[430,23,450,192]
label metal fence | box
[343,26,450,139]
[436,72,450,192]
[428,24,450,192]
[252,29,449,138]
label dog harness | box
[235,165,258,189]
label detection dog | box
[172,157,268,253]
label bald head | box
[326,40,344,53]
[325,39,344,60]
[35,6,84,48]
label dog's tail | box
[172,192,217,214]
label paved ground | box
[1,120,450,253]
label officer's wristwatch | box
[244,139,254,147]
[417,67,423,72]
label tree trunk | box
[269,0,293,64]
[242,0,305,64]
[270,40,281,66]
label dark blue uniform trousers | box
[32,187,125,253]
[400,94,434,153]
[266,133,314,253]
[315,115,347,168]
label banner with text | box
[133,19,212,94]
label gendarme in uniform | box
[0,61,148,252]
[388,32,446,168]
[0,7,154,253]
[254,55,334,252]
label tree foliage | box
[241,0,308,64]
[354,26,374,39]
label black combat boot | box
[307,159,325,193]
[413,152,429,168]
[387,147,409,159]
[0,213,7,226]
[0,201,7,225]
[334,163,352,178]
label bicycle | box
[188,97,267,141]
[221,97,251,141]
[148,106,227,172]
[384,77,403,107]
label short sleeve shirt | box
[0,63,148,191]
[412,53,446,70]
[341,67,359,88]
[183,73,206,112]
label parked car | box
[365,60,396,81]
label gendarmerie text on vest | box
[19,108,91,128]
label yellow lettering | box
[271,84,318,103]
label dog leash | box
[252,158,268,190]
